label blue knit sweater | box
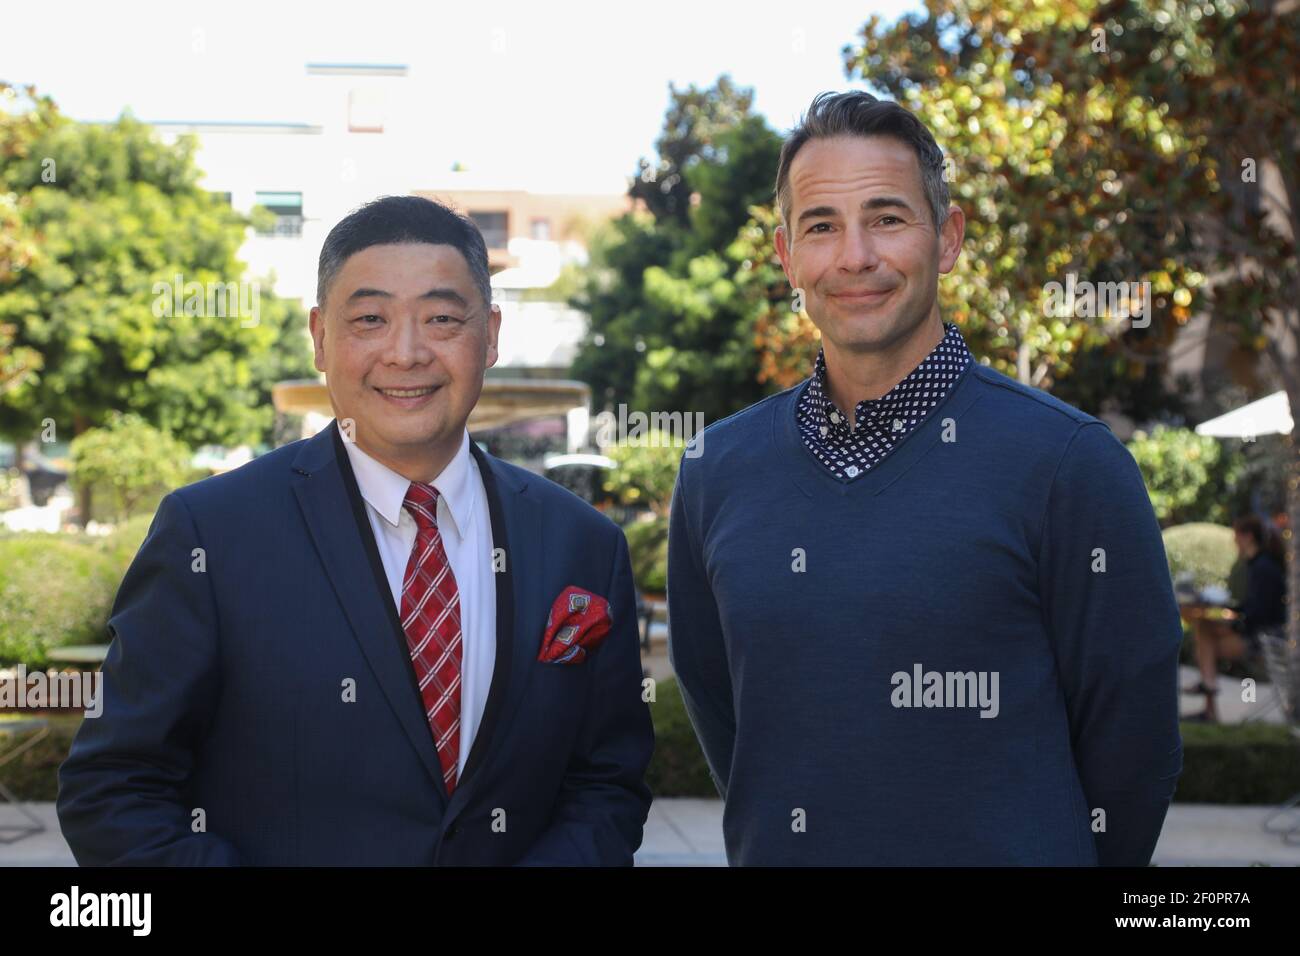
[667,361,1183,866]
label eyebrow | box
[346,286,471,308]
[796,196,917,226]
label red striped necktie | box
[400,480,463,794]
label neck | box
[350,429,462,485]
[822,310,945,429]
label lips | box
[375,386,439,398]
[830,288,893,298]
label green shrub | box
[625,516,668,594]
[603,430,683,517]
[1163,523,1236,593]
[1127,426,1242,525]
[70,413,191,523]
[99,511,157,576]
[1175,722,1300,804]
[646,676,717,798]
[0,534,118,667]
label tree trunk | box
[12,440,32,508]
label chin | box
[827,318,900,351]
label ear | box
[937,205,965,275]
[309,305,327,373]
[774,222,794,286]
[485,303,502,369]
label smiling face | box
[775,135,963,357]
[309,242,501,481]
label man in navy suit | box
[57,195,654,865]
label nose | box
[836,222,881,273]
[381,312,435,368]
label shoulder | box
[676,384,802,483]
[168,438,309,517]
[966,362,1100,431]
[963,362,1136,470]
[481,452,623,543]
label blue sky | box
[0,0,914,192]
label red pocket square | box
[538,586,612,664]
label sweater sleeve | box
[666,456,736,800]
[1038,422,1184,866]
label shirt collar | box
[339,422,476,542]
[808,322,970,426]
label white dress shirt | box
[340,423,496,779]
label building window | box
[255,191,304,237]
[529,217,551,240]
[469,211,508,249]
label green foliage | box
[624,516,668,594]
[842,0,1216,416]
[1162,522,1236,592]
[98,510,157,575]
[69,413,192,522]
[1175,722,1300,805]
[1127,425,1242,525]
[571,77,784,425]
[602,430,682,517]
[645,677,717,799]
[0,86,316,450]
[685,115,785,256]
[0,534,118,666]
[629,75,755,228]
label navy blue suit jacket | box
[57,421,654,865]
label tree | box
[0,85,50,400]
[629,76,755,229]
[1000,0,1300,651]
[1126,425,1242,526]
[571,77,784,424]
[69,412,195,522]
[0,84,315,460]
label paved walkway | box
[3,800,1296,866]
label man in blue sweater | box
[667,91,1183,866]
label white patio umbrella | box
[1195,390,1294,439]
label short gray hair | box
[776,91,950,234]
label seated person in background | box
[1187,513,1287,722]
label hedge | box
[0,535,119,667]
[1162,523,1237,594]
[625,516,668,595]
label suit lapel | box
[289,422,450,806]
[446,441,545,814]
